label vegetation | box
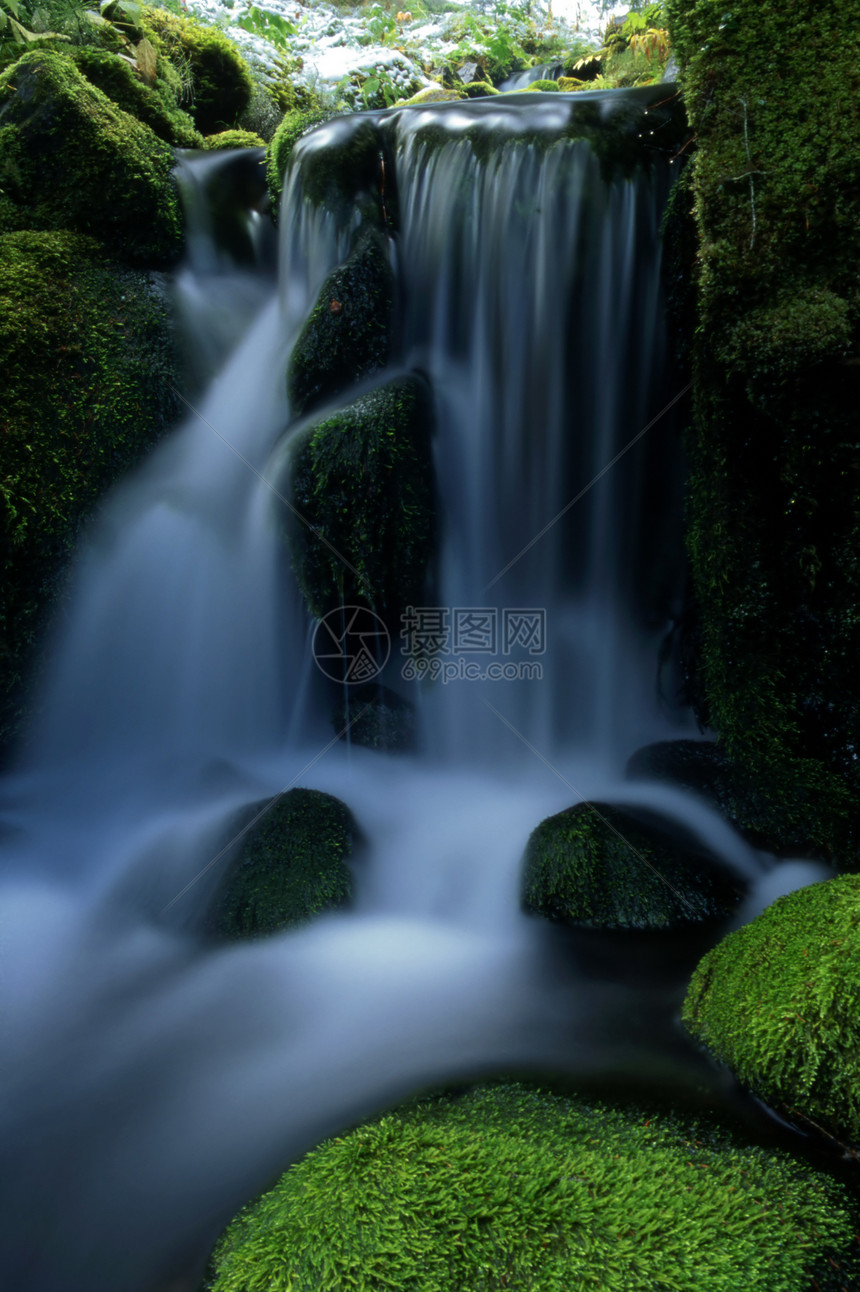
[0,47,183,263]
[208,1081,859,1291]
[143,6,253,134]
[521,801,741,929]
[285,375,435,628]
[664,0,860,864]
[211,789,360,939]
[683,874,860,1147]
[0,230,179,744]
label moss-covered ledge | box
[665,0,860,864]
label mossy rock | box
[211,788,360,939]
[461,80,499,99]
[208,1081,860,1291]
[557,76,585,91]
[399,85,465,104]
[287,226,394,419]
[521,801,743,930]
[203,128,266,150]
[266,105,333,215]
[512,78,561,92]
[70,45,203,148]
[683,874,860,1147]
[284,375,435,627]
[663,0,860,860]
[0,230,180,746]
[290,116,391,228]
[332,684,416,752]
[142,7,253,135]
[0,49,183,264]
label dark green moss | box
[664,0,860,864]
[521,801,742,930]
[683,875,860,1147]
[287,226,394,418]
[284,375,435,627]
[70,45,203,148]
[0,230,180,746]
[211,788,360,939]
[143,6,253,135]
[209,1081,858,1291]
[0,49,183,265]
[266,105,333,215]
[203,128,266,150]
[292,116,392,229]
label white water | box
[0,98,825,1292]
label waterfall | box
[0,90,819,1292]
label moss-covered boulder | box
[203,128,265,151]
[664,0,860,863]
[399,85,465,105]
[461,80,499,98]
[211,788,360,939]
[284,375,435,627]
[683,874,860,1146]
[521,801,742,930]
[513,78,560,92]
[0,230,180,746]
[70,45,203,148]
[332,684,416,752]
[290,116,391,229]
[208,1082,860,1291]
[142,7,253,135]
[265,105,333,215]
[0,49,183,264]
[287,226,394,419]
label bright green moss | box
[203,128,266,150]
[461,80,499,98]
[521,801,741,929]
[512,77,560,92]
[663,1,860,863]
[142,6,253,135]
[398,85,466,105]
[683,874,860,1145]
[287,226,394,419]
[209,1082,858,1292]
[266,106,333,215]
[0,49,183,265]
[70,45,203,148]
[0,230,180,745]
[284,376,435,627]
[211,789,360,939]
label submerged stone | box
[208,1081,860,1291]
[211,788,361,939]
[683,874,860,1148]
[332,684,416,752]
[266,105,333,214]
[521,801,742,930]
[0,49,183,265]
[283,375,435,629]
[287,225,394,418]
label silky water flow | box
[0,89,828,1292]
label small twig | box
[739,98,756,249]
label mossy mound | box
[208,1082,859,1291]
[522,801,742,930]
[142,7,253,135]
[664,0,860,862]
[203,128,266,150]
[285,375,435,627]
[287,226,394,418]
[70,44,203,148]
[513,77,560,92]
[0,230,180,745]
[399,85,465,104]
[461,80,499,98]
[212,789,360,939]
[266,105,333,214]
[557,76,585,91]
[332,684,416,752]
[683,874,860,1146]
[0,49,183,265]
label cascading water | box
[0,88,826,1292]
